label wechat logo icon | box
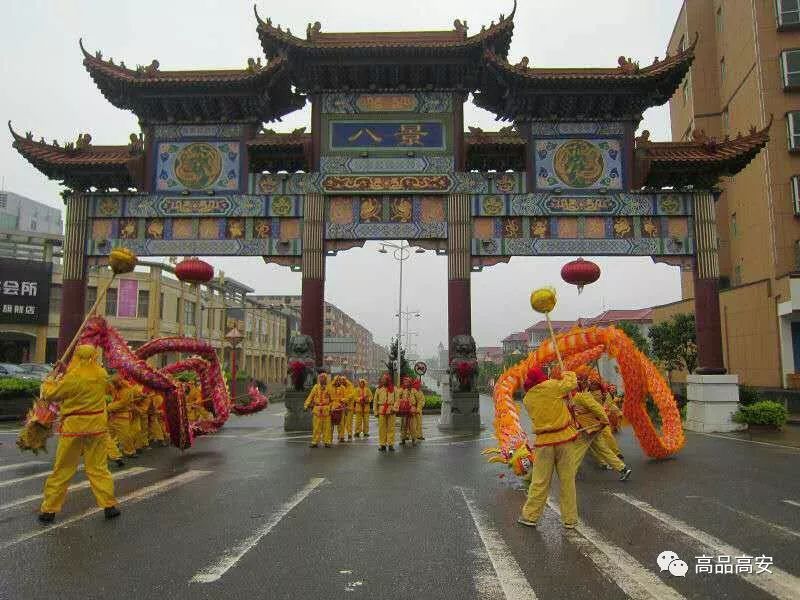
[657,551,688,577]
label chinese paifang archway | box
[10,2,769,389]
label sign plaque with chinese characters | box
[0,258,52,325]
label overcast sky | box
[2,0,686,358]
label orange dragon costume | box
[38,345,120,522]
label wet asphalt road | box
[0,398,798,600]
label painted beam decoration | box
[329,121,446,151]
[325,196,447,240]
[85,194,302,257]
[471,192,695,257]
[155,141,241,192]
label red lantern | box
[175,257,214,284]
[561,258,600,294]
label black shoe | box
[400,439,406,445]
[363,433,369,437]
[617,453,625,460]
[379,445,386,452]
[619,468,632,481]
[388,445,395,452]
[104,506,121,520]
[309,443,318,448]
[115,459,125,468]
[38,512,55,524]
[324,443,332,448]
[418,436,425,440]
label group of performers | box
[304,372,426,451]
[32,345,213,524]
[518,366,630,529]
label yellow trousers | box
[311,415,332,446]
[149,415,166,443]
[575,429,625,471]
[399,414,414,441]
[602,427,621,456]
[354,410,370,435]
[135,414,149,449]
[108,415,135,457]
[334,417,347,441]
[41,435,117,513]
[103,433,122,460]
[413,413,423,439]
[378,414,395,446]
[343,409,354,439]
[521,440,580,526]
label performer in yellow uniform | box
[107,376,136,458]
[398,376,415,446]
[133,390,152,450]
[411,378,426,442]
[186,383,213,422]
[599,384,623,458]
[148,391,168,446]
[38,345,120,523]
[518,368,581,529]
[353,379,372,438]
[330,375,350,443]
[573,381,631,480]
[304,372,333,448]
[373,373,398,452]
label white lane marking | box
[0,461,47,473]
[0,470,210,552]
[0,466,83,488]
[782,499,800,508]
[456,487,538,600]
[191,477,325,584]
[686,495,800,540]
[545,500,685,600]
[0,467,153,512]
[612,492,800,600]
[0,430,22,435]
[690,431,800,452]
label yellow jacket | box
[41,346,109,437]
[330,378,354,410]
[412,389,425,414]
[304,383,332,416]
[572,391,609,434]
[373,386,398,416]
[523,371,578,447]
[107,384,135,418]
[354,385,373,413]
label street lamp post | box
[378,242,424,387]
[225,326,244,397]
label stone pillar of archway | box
[57,192,90,357]
[692,190,726,374]
[301,193,326,367]
[447,193,472,348]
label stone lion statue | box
[287,334,317,390]
[449,334,478,393]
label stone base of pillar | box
[438,382,482,431]
[283,390,312,431]
[685,374,746,433]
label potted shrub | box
[733,400,788,431]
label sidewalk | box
[707,423,800,449]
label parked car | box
[0,363,38,380]
[18,363,53,381]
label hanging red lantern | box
[175,257,214,284]
[561,258,600,294]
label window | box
[722,109,730,133]
[50,284,62,314]
[788,112,800,149]
[716,6,723,32]
[792,176,800,214]
[105,288,118,316]
[720,57,726,82]
[137,290,149,318]
[184,300,196,326]
[778,0,800,27]
[782,50,800,87]
[159,292,164,319]
[731,213,738,237]
[85,286,97,313]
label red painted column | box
[447,194,472,356]
[301,193,326,366]
[57,192,89,358]
[692,190,726,374]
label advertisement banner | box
[116,279,139,318]
[0,258,52,325]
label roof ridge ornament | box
[306,21,321,40]
[454,19,468,34]
[617,56,640,74]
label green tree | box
[386,338,414,380]
[648,313,698,384]
[477,361,503,392]
[615,321,651,356]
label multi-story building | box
[660,0,800,388]
[256,295,387,379]
[476,346,503,365]
[0,190,63,236]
